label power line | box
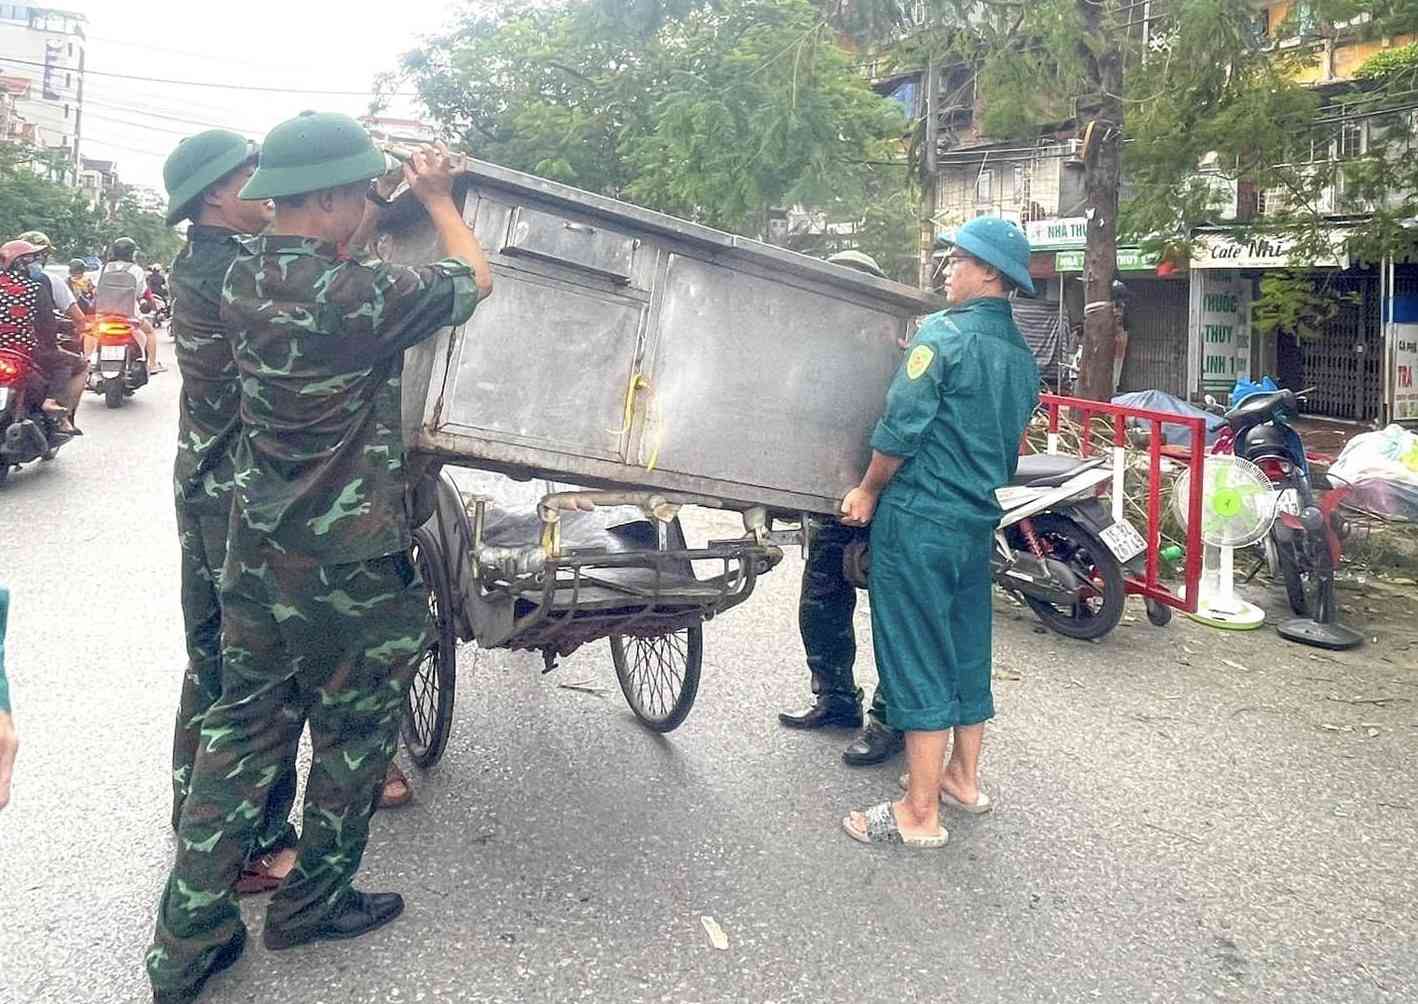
[0,56,413,96]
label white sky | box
[61,0,455,191]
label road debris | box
[558,681,609,697]
[700,915,729,951]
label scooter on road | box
[0,348,77,486]
[91,315,148,409]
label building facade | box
[1186,3,1418,424]
[0,5,86,184]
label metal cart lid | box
[384,156,940,316]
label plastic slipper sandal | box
[898,772,993,814]
[841,801,947,848]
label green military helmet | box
[826,249,886,279]
[163,129,258,226]
[939,217,1035,295]
[17,230,52,251]
[240,111,396,201]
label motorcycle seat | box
[1009,453,1107,488]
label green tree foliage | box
[0,142,181,264]
[0,142,101,255]
[396,0,908,240]
[98,194,184,267]
[839,0,1418,395]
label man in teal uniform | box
[162,129,301,892]
[146,114,493,1002]
[839,217,1039,848]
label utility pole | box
[1076,0,1124,401]
[920,61,939,289]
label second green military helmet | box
[163,129,258,226]
[240,111,396,201]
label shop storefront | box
[1053,245,1190,397]
[1188,230,1390,421]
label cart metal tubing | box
[481,541,779,654]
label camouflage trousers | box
[800,517,890,727]
[147,544,429,995]
[172,501,298,856]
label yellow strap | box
[608,370,665,472]
[610,372,649,435]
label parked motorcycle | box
[91,314,148,409]
[844,453,1143,641]
[0,348,76,486]
[993,453,1145,639]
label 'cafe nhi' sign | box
[1192,231,1347,270]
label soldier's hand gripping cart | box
[146,113,492,1004]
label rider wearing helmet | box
[0,239,83,434]
[778,247,904,767]
[67,258,95,315]
[97,237,162,374]
[16,230,88,338]
[839,216,1039,848]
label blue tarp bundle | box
[1110,390,1227,446]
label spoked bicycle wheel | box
[609,627,703,733]
[403,528,457,768]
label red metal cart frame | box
[1036,394,1206,615]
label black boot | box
[152,927,246,1003]
[778,694,863,729]
[841,720,905,766]
[263,890,405,951]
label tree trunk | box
[1076,2,1125,402]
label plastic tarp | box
[1328,425,1418,521]
[1011,298,1064,383]
[1329,425,1418,488]
[1110,389,1227,446]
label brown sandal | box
[378,761,413,810]
[235,853,289,896]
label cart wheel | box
[403,529,457,768]
[609,627,703,733]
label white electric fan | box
[1172,455,1276,630]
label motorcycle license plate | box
[99,345,127,361]
[0,386,9,409]
[1099,520,1147,562]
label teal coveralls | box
[867,298,1039,732]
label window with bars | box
[976,168,993,204]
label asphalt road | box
[1,363,1415,1004]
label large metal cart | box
[378,159,938,763]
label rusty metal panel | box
[1120,278,1190,397]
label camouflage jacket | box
[171,225,246,516]
[220,235,478,563]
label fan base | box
[1186,599,1266,631]
[1277,617,1364,651]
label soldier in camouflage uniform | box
[162,130,301,892]
[777,250,904,767]
[146,113,493,1003]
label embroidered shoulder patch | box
[906,344,935,380]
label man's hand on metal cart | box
[840,487,879,528]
